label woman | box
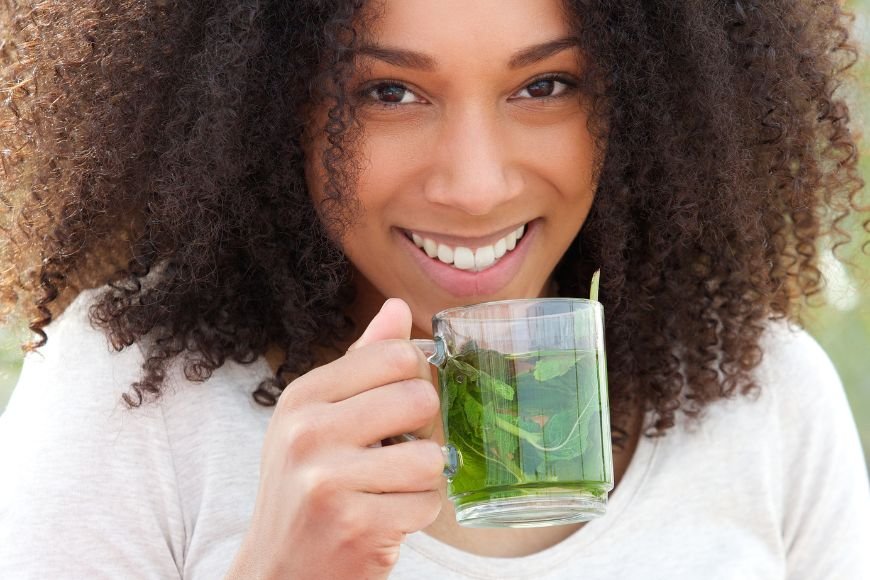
[1,0,868,578]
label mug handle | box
[411,337,447,367]
[390,338,458,477]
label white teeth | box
[474,246,495,269]
[436,244,454,265]
[493,238,507,259]
[408,222,528,271]
[423,238,438,258]
[453,247,475,270]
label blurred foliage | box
[801,0,870,467]
[0,331,22,407]
[1,4,869,470]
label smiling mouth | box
[404,223,527,272]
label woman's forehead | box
[360,0,573,60]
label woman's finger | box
[330,378,440,446]
[362,490,444,535]
[280,338,431,407]
[337,440,446,494]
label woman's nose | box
[422,107,524,215]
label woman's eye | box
[363,82,423,105]
[514,77,575,100]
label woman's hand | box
[226,299,444,580]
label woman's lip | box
[396,219,538,298]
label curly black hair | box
[0,0,866,437]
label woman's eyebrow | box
[508,37,579,69]
[356,36,579,71]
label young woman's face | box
[308,0,599,334]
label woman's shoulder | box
[0,286,275,577]
[753,322,870,573]
[754,318,846,419]
[0,288,187,576]
[4,287,146,415]
[671,317,850,441]
[758,318,836,375]
[4,285,272,426]
[691,317,862,473]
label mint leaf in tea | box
[441,347,610,509]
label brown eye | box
[513,76,576,100]
[375,84,408,103]
[526,79,556,98]
[362,82,423,105]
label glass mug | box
[411,298,613,528]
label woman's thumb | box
[347,298,413,351]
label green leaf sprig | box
[590,268,600,302]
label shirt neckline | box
[403,417,660,579]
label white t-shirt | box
[1,288,868,579]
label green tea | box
[441,347,612,511]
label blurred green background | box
[1,4,869,472]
